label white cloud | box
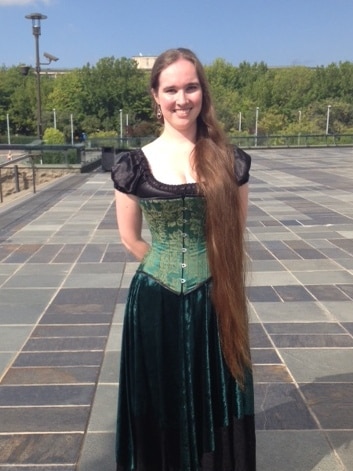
[0,0,53,6]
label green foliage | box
[41,149,79,165]
[3,58,353,139]
[89,130,118,139]
[43,127,65,144]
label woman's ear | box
[151,88,159,105]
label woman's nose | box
[176,90,187,104]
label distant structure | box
[40,68,70,78]
[132,55,157,71]
[39,56,158,78]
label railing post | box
[0,169,3,203]
[31,156,36,194]
[14,165,20,192]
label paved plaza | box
[0,147,352,470]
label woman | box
[111,47,256,471]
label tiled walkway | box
[0,148,352,470]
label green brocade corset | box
[138,197,211,294]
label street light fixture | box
[25,13,59,140]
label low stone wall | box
[0,166,77,203]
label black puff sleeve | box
[111,151,143,194]
[234,146,251,186]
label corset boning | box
[138,197,211,294]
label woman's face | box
[153,58,203,133]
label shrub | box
[43,128,66,144]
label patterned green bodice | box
[112,148,251,294]
[138,197,211,294]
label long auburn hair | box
[150,48,251,384]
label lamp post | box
[119,109,123,141]
[25,13,47,140]
[6,113,11,145]
[70,114,74,145]
[298,110,302,146]
[238,112,242,132]
[255,107,259,146]
[53,108,57,129]
[326,105,331,135]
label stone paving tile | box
[336,284,353,299]
[32,324,110,337]
[255,383,318,430]
[25,244,64,263]
[327,432,353,471]
[249,324,273,348]
[342,322,353,335]
[77,243,108,262]
[269,333,353,348]
[40,312,114,325]
[0,407,90,432]
[256,431,345,471]
[0,384,96,406]
[320,300,353,321]
[305,284,353,301]
[279,350,353,383]
[301,383,353,429]
[2,244,42,263]
[247,285,282,302]
[13,351,105,367]
[22,336,108,351]
[0,326,33,351]
[0,467,75,471]
[250,348,283,364]
[51,244,85,263]
[2,366,100,385]
[265,322,347,334]
[273,285,316,302]
[0,434,83,465]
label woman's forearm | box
[122,237,150,262]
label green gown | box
[111,148,256,471]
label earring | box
[157,105,162,119]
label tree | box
[77,57,151,133]
[3,57,353,140]
[270,67,314,112]
[0,66,37,135]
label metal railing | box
[87,133,353,149]
[0,144,85,204]
[0,153,37,203]
[229,133,353,148]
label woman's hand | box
[115,190,150,261]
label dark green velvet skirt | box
[116,271,256,471]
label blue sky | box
[1,0,353,69]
